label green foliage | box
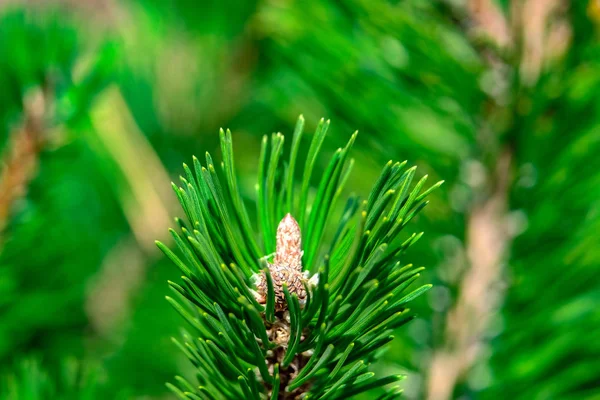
[247,0,481,169]
[1,1,599,399]
[158,116,439,398]
[0,358,100,400]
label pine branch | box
[157,116,442,399]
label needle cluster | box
[157,116,442,399]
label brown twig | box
[425,1,572,397]
[518,0,570,86]
[0,89,49,247]
[467,0,512,49]
[427,151,512,400]
[425,3,514,395]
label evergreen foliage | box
[158,116,440,399]
[1,1,599,399]
[0,358,99,400]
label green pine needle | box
[158,116,441,399]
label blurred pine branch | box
[0,88,49,246]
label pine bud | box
[255,213,307,311]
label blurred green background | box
[0,0,599,399]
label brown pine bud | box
[275,213,303,272]
[254,213,306,311]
